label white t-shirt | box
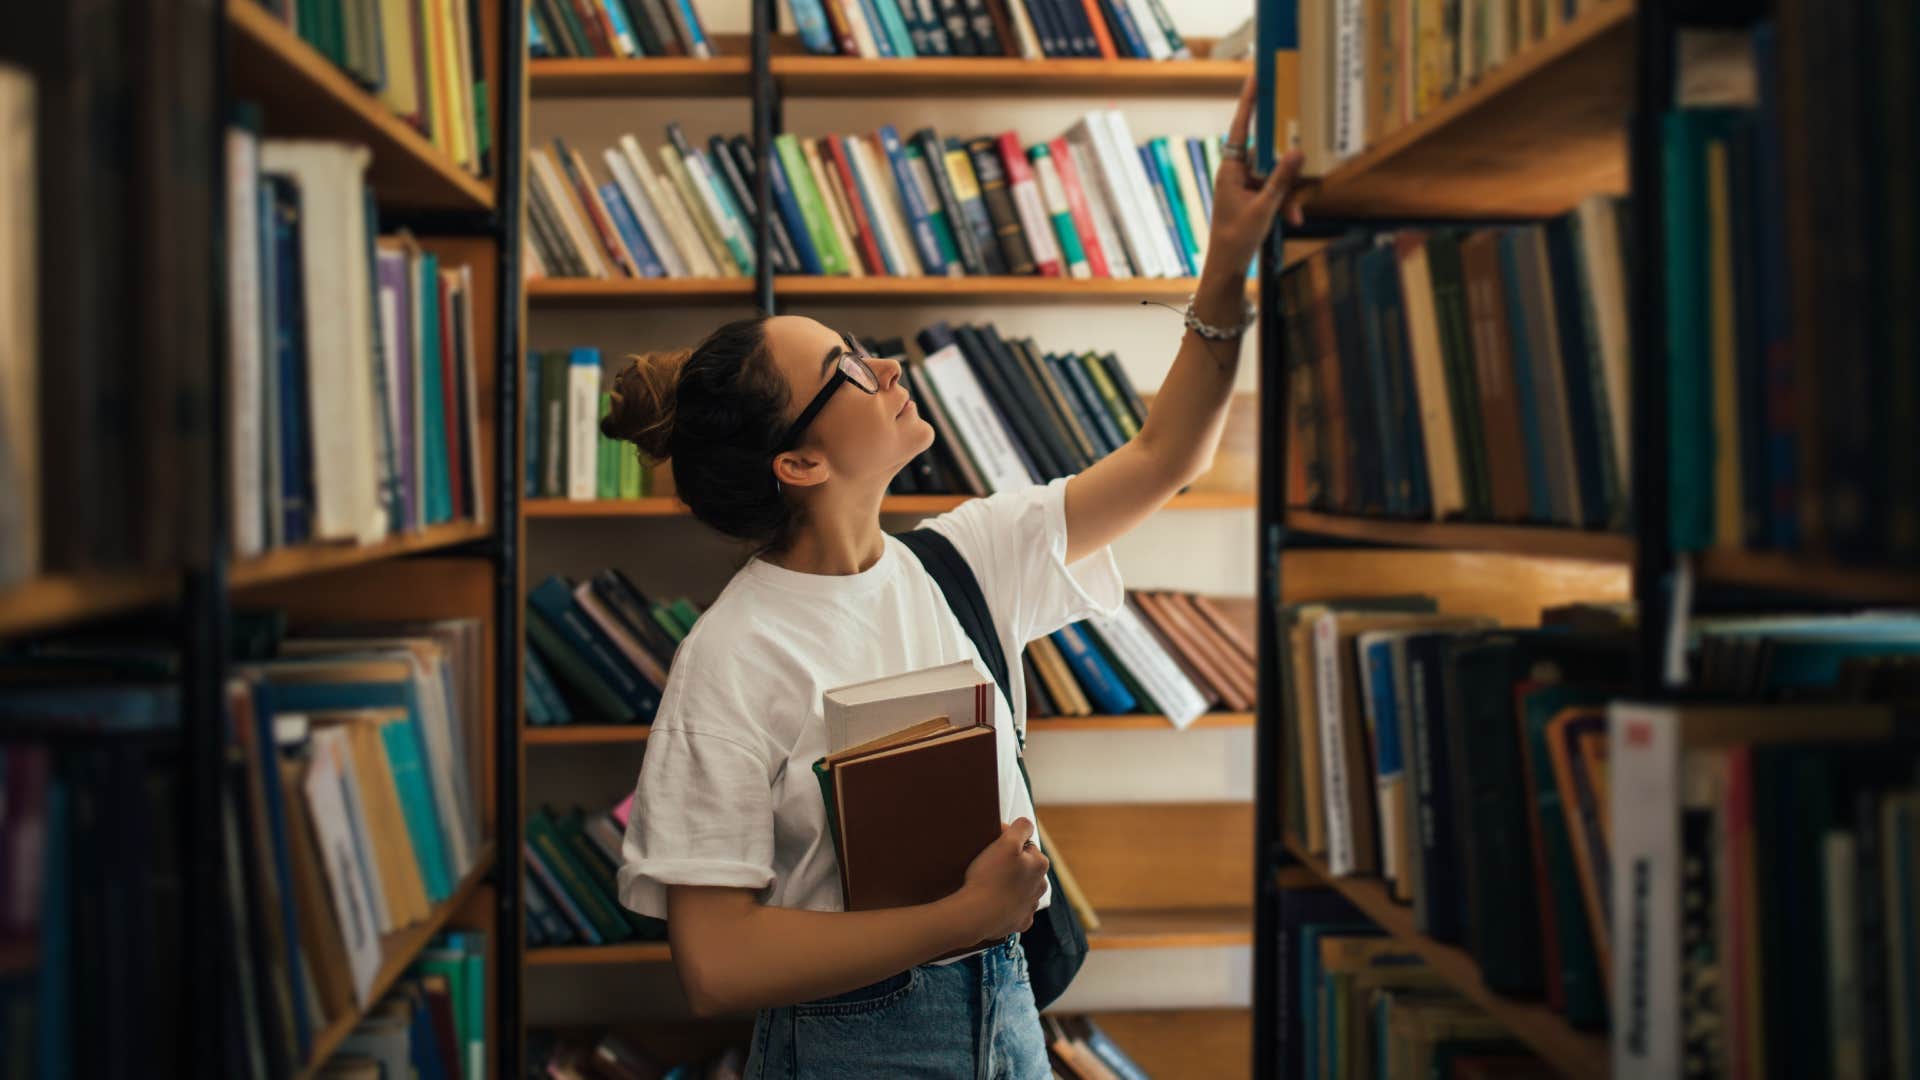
[616,476,1124,924]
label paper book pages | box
[822,658,991,755]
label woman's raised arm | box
[1063,76,1304,565]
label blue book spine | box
[379,711,455,902]
[1082,1029,1151,1080]
[670,0,711,54]
[1186,137,1214,223]
[1148,138,1200,267]
[1136,145,1193,275]
[596,0,639,55]
[528,10,548,55]
[524,351,541,498]
[418,252,452,524]
[1364,639,1401,793]
[1050,622,1136,714]
[835,136,902,276]
[406,990,449,1080]
[598,181,664,277]
[765,148,825,275]
[788,0,836,53]
[878,125,950,275]
[524,647,575,724]
[1097,0,1149,58]
[1498,230,1554,522]
[1043,353,1110,459]
[267,177,312,545]
[525,842,602,945]
[527,576,657,717]
[1057,352,1128,454]
[864,0,915,56]
[1255,0,1299,171]
[696,149,758,275]
[522,867,573,943]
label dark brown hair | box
[600,315,804,548]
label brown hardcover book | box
[1163,593,1258,705]
[1140,593,1252,711]
[1028,637,1091,716]
[1459,231,1531,520]
[1190,595,1259,668]
[1290,616,1329,852]
[1307,251,1353,509]
[830,722,1002,956]
[1127,594,1225,712]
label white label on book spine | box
[920,341,1032,493]
[1313,612,1354,875]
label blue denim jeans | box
[742,934,1050,1079]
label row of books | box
[901,322,1151,497]
[310,934,487,1080]
[523,572,703,726]
[528,0,717,59]
[1663,16,1918,563]
[1294,0,1613,173]
[525,349,653,501]
[248,0,492,178]
[525,799,668,947]
[784,0,1198,60]
[523,114,1227,283]
[228,619,492,1076]
[1025,591,1257,721]
[1279,197,1631,529]
[1043,1016,1156,1079]
[226,128,490,558]
[530,1029,746,1080]
[1277,889,1555,1079]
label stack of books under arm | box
[245,0,492,179]
[226,122,490,559]
[1663,15,1919,565]
[523,572,702,727]
[1280,198,1631,531]
[783,0,1200,60]
[528,0,717,58]
[524,796,667,948]
[1044,1016,1156,1079]
[1292,0,1611,175]
[1027,591,1256,726]
[529,1030,747,1080]
[309,935,487,1080]
[523,115,1228,283]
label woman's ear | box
[771,448,830,490]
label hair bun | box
[603,347,692,461]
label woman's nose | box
[875,353,904,390]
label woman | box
[608,76,1304,1078]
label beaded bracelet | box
[1180,292,1258,340]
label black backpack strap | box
[894,528,1018,746]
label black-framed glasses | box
[777,331,882,451]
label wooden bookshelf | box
[526,493,1256,518]
[229,520,494,592]
[521,712,1256,745]
[529,36,1243,98]
[1285,510,1635,563]
[0,572,179,640]
[226,0,495,212]
[295,846,497,1080]
[524,275,1245,306]
[1300,0,1635,218]
[1279,839,1606,1080]
[1695,549,1920,604]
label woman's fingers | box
[1226,72,1255,154]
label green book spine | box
[540,350,568,498]
[667,598,701,634]
[1149,138,1200,266]
[1078,352,1140,440]
[526,812,632,942]
[774,134,848,275]
[906,143,963,269]
[1663,110,1722,552]
[596,392,618,499]
[618,441,641,499]
[526,610,630,724]
[379,718,454,902]
[556,810,659,938]
[813,758,842,855]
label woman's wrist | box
[1192,261,1252,327]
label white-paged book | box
[823,659,993,756]
[1085,601,1209,730]
[918,339,1033,494]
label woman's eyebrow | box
[819,342,844,377]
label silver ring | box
[1221,143,1248,161]
[1022,837,1038,850]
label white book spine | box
[1032,151,1092,279]
[1334,0,1365,160]
[1064,139,1134,279]
[303,728,384,1004]
[1124,0,1174,59]
[681,142,755,275]
[1609,702,1681,1080]
[530,150,608,278]
[605,147,686,278]
[408,658,474,879]
[920,341,1032,493]
[624,136,716,278]
[1087,604,1208,729]
[566,355,601,500]
[850,135,922,276]
[657,145,740,277]
[1313,612,1355,875]
[227,125,265,558]
[1102,110,1184,278]
[1073,119,1159,279]
[1007,163,1060,271]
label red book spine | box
[997,132,1060,277]
[825,136,888,276]
[1046,135,1111,278]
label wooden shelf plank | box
[1695,549,1920,604]
[296,846,496,1080]
[0,572,178,640]
[528,57,752,97]
[524,907,1249,967]
[230,521,493,592]
[521,712,1256,745]
[227,0,493,211]
[1285,510,1634,563]
[526,493,1255,519]
[524,275,1241,306]
[1302,1,1635,218]
[1279,840,1606,1080]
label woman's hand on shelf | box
[1199,72,1305,315]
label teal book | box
[905,142,963,270]
[525,810,633,943]
[1298,924,1377,1078]
[418,253,453,524]
[1148,138,1200,267]
[379,715,455,901]
[773,134,849,276]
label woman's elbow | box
[673,941,738,1018]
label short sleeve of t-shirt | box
[926,475,1126,656]
[616,645,779,919]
